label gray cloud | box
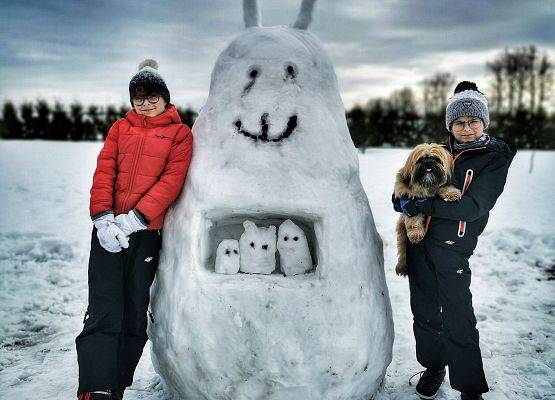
[1,0,553,109]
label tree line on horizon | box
[0,102,198,142]
[0,46,553,149]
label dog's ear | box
[398,149,417,184]
[397,168,411,185]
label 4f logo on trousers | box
[457,269,463,274]
[145,256,154,262]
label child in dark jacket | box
[75,59,193,400]
[393,81,515,400]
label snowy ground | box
[0,140,553,399]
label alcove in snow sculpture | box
[148,1,394,399]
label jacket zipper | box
[122,116,148,212]
[457,169,474,237]
[452,146,484,238]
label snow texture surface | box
[147,22,393,400]
[0,141,553,399]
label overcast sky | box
[1,0,554,110]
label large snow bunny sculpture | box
[148,1,394,399]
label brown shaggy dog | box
[394,143,461,276]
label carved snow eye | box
[243,67,260,95]
[283,236,288,241]
[293,236,299,241]
[225,249,230,255]
[262,244,268,250]
[285,64,296,79]
[233,249,238,254]
[248,68,259,79]
[250,242,255,248]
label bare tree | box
[505,50,519,115]
[487,58,504,114]
[538,53,553,112]
[420,72,455,116]
[528,45,537,113]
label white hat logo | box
[463,101,472,108]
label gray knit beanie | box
[445,81,489,132]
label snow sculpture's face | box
[277,219,308,254]
[195,25,357,178]
[239,220,277,274]
[277,219,312,276]
[215,239,240,274]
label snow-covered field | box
[0,140,553,399]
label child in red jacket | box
[75,59,193,400]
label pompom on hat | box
[445,81,489,132]
[129,59,170,106]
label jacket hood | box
[125,103,182,128]
[485,136,516,164]
[446,133,516,164]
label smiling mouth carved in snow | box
[234,114,298,142]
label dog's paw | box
[407,227,426,243]
[396,263,408,277]
[394,190,410,199]
[442,187,462,201]
[394,182,411,199]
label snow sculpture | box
[277,219,312,276]
[148,1,394,399]
[215,239,240,274]
[239,220,277,274]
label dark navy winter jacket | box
[425,134,516,251]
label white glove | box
[93,213,129,253]
[114,209,148,237]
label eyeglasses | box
[452,119,482,132]
[132,93,160,106]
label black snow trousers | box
[75,226,162,395]
[406,237,489,395]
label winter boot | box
[413,367,446,399]
[461,393,484,400]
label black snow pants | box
[406,237,489,395]
[75,226,162,395]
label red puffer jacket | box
[89,104,193,230]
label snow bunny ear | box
[243,220,257,231]
[292,0,317,30]
[243,0,261,28]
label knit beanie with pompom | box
[129,59,170,106]
[445,81,489,132]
